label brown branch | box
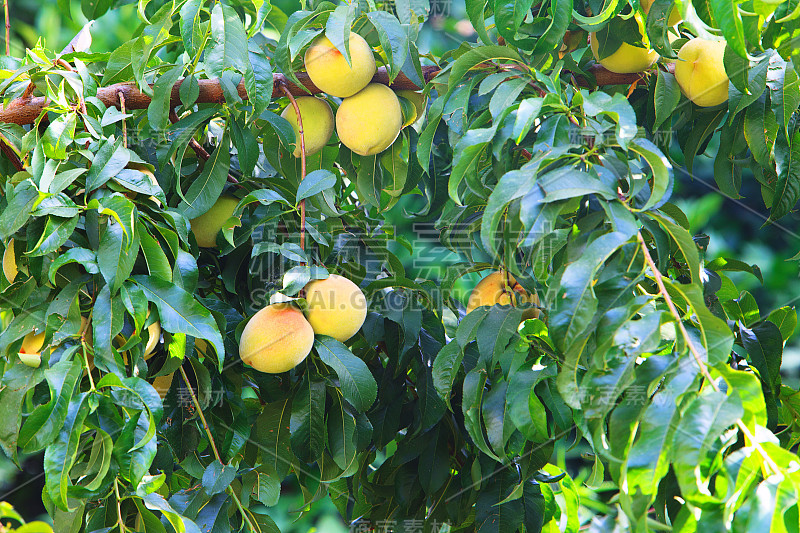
[278,81,307,261]
[0,66,441,126]
[0,61,670,127]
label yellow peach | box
[304,274,367,342]
[239,303,315,373]
[466,271,540,320]
[674,38,729,107]
[280,96,335,157]
[304,32,376,98]
[336,84,403,156]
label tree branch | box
[0,66,440,126]
[0,63,666,126]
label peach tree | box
[0,0,799,530]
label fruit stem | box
[278,81,307,263]
[177,365,256,532]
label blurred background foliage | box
[2,0,800,529]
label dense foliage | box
[2,0,800,531]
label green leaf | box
[531,0,573,55]
[206,3,251,78]
[630,138,673,211]
[623,361,698,501]
[465,0,491,45]
[0,361,45,465]
[41,112,77,160]
[179,0,205,59]
[315,336,377,412]
[551,231,633,352]
[131,275,226,369]
[255,398,293,479]
[148,65,184,135]
[43,392,89,511]
[0,180,39,240]
[770,131,800,221]
[367,12,408,82]
[448,46,524,91]
[290,374,325,463]
[509,366,548,440]
[85,137,130,193]
[97,220,140,294]
[767,306,797,342]
[709,0,746,57]
[654,71,682,130]
[296,169,336,203]
[651,212,700,285]
[327,393,357,471]
[671,390,743,499]
[176,131,231,220]
[744,93,777,168]
[494,0,535,46]
[202,460,237,495]
[246,49,273,118]
[18,358,83,453]
[480,167,537,255]
[432,341,465,409]
[30,216,78,257]
[740,321,783,395]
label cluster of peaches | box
[281,31,425,159]
[590,0,730,107]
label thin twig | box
[168,109,209,160]
[179,366,222,462]
[118,92,127,148]
[4,0,9,56]
[278,81,307,262]
[114,478,127,533]
[168,109,239,185]
[636,231,782,476]
[177,366,256,532]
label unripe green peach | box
[190,196,239,248]
[590,33,659,74]
[280,96,335,157]
[466,271,540,320]
[304,33,376,98]
[304,274,367,342]
[674,38,729,107]
[336,84,403,156]
[239,303,315,373]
